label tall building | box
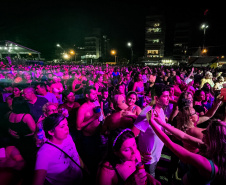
[143,15,165,64]
[173,22,190,61]
[81,28,110,63]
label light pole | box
[201,23,208,49]
[56,44,65,53]
[70,50,76,62]
[127,42,133,63]
[111,50,117,63]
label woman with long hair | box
[132,72,145,108]
[97,128,160,185]
[126,91,141,116]
[193,90,207,115]
[7,97,36,162]
[149,111,226,185]
[94,74,106,100]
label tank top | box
[111,164,124,185]
[8,113,33,138]
[136,86,144,97]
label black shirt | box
[28,96,48,123]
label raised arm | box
[187,67,194,79]
[198,96,222,125]
[24,114,36,133]
[153,116,204,147]
[149,111,214,178]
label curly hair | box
[177,91,193,111]
[42,102,58,113]
[176,106,193,132]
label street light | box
[127,42,133,63]
[111,50,117,63]
[63,53,70,60]
[201,23,208,49]
[56,43,65,53]
[70,50,76,62]
[201,24,208,35]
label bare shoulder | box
[23,113,33,120]
[136,105,141,111]
[187,127,204,139]
[78,102,88,110]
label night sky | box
[1,0,226,60]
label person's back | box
[7,109,37,184]
[8,112,34,137]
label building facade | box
[81,28,110,63]
[144,15,165,64]
[173,22,190,62]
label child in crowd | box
[100,88,112,117]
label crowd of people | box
[0,62,226,185]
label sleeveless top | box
[8,113,33,138]
[7,112,37,162]
[136,86,144,97]
[185,159,216,185]
[112,164,124,185]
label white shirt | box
[35,135,82,185]
[134,105,165,164]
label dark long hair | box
[43,113,65,139]
[103,128,135,168]
[12,97,30,114]
[205,119,226,182]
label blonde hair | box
[42,102,58,113]
[176,106,193,132]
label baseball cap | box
[113,94,128,110]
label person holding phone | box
[131,84,170,177]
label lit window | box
[174,43,182,47]
[147,50,159,55]
[154,23,160,27]
[147,28,161,33]
[147,39,159,43]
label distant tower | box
[145,15,165,63]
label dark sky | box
[1,0,225,60]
